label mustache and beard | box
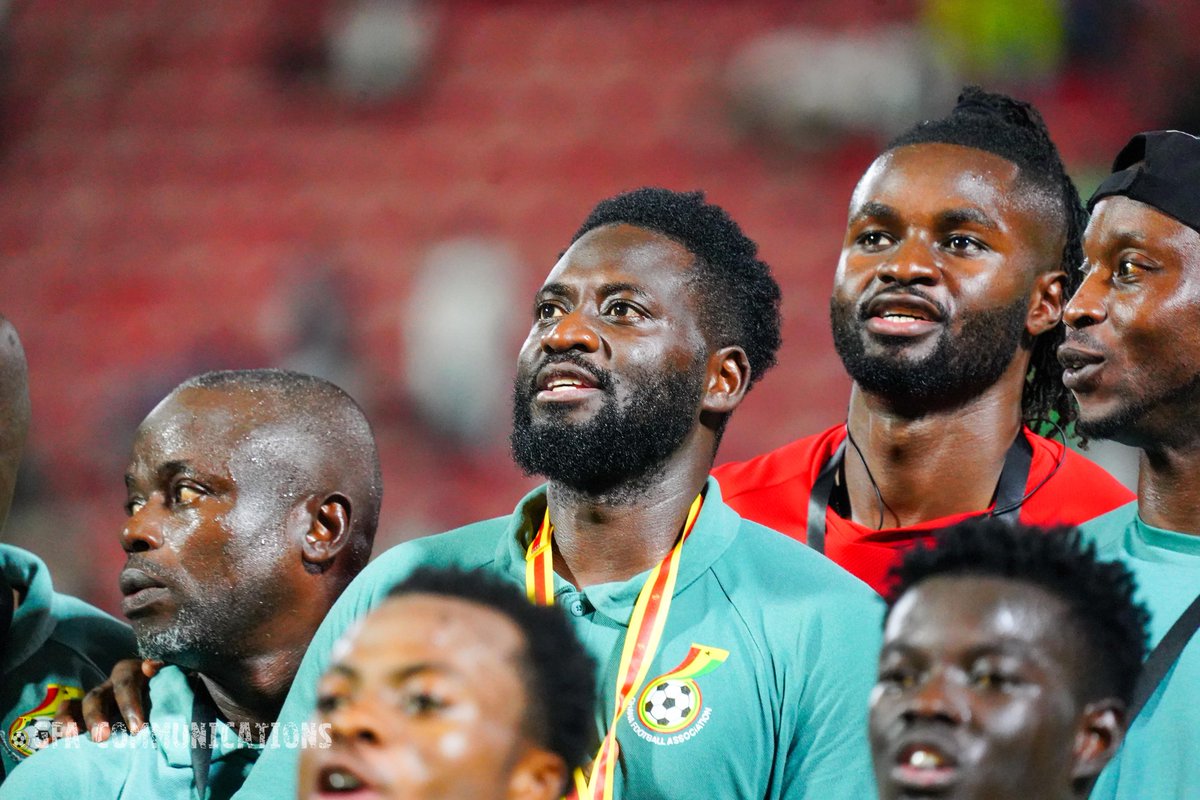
[830,289,1029,413]
[125,552,282,667]
[510,351,707,500]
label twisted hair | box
[888,86,1086,430]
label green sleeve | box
[779,590,883,800]
[2,737,100,799]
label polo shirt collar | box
[496,477,738,625]
[150,666,263,768]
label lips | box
[891,740,961,792]
[309,758,383,800]
[1057,339,1106,391]
[118,566,171,617]
[863,292,944,338]
[534,360,604,402]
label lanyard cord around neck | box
[806,429,1034,553]
[525,494,704,800]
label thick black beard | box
[510,352,705,500]
[830,290,1029,414]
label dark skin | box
[299,595,565,800]
[517,223,750,588]
[62,387,359,740]
[65,224,748,734]
[833,144,1066,528]
[870,576,1123,800]
[1061,195,1200,534]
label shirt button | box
[569,599,586,616]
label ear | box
[1026,269,1066,337]
[1070,699,1125,784]
[505,747,568,800]
[700,346,751,416]
[300,493,353,567]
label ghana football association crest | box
[5,684,84,760]
[626,643,728,746]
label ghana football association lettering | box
[625,643,728,746]
[5,684,85,760]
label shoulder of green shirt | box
[1078,499,1139,549]
[45,591,137,671]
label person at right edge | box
[714,87,1132,594]
[1059,128,1200,799]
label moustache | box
[856,287,949,322]
[527,352,614,393]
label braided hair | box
[887,86,1086,430]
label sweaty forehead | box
[852,143,1026,216]
[131,387,289,471]
[547,223,697,288]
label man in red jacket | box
[714,87,1131,594]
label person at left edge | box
[230,188,884,800]
[2,369,382,799]
[0,314,136,784]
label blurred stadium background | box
[1,0,1194,613]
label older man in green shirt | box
[4,369,382,799]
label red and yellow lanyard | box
[524,494,704,800]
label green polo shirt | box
[2,665,262,799]
[0,543,136,783]
[1080,502,1200,800]
[235,478,883,799]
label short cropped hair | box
[571,188,782,391]
[887,518,1149,706]
[888,86,1086,430]
[387,567,597,775]
[175,368,382,571]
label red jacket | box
[712,424,1133,595]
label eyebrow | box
[125,459,192,489]
[537,281,653,300]
[936,208,1000,232]
[156,460,192,480]
[880,637,1039,662]
[1104,230,1151,248]
[598,281,652,299]
[849,201,901,227]
[538,282,573,300]
[326,661,455,686]
[848,202,1001,233]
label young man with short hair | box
[298,567,596,800]
[871,518,1147,800]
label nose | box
[877,239,939,287]
[540,307,601,354]
[326,699,383,746]
[120,506,164,553]
[900,669,967,726]
[1063,270,1107,330]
